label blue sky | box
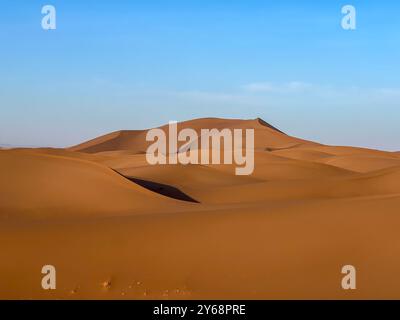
[1,0,400,150]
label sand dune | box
[1,117,400,299]
[0,149,189,220]
[69,118,314,154]
[317,154,400,173]
[272,145,400,173]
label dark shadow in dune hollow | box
[128,177,199,203]
[112,169,199,203]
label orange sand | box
[1,118,400,299]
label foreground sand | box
[1,118,400,299]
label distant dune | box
[68,118,313,154]
[1,117,400,299]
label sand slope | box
[1,117,400,299]
[0,149,189,220]
[68,118,314,154]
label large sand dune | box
[1,117,400,299]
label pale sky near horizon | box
[1,0,400,150]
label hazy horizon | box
[1,0,400,150]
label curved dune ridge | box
[68,117,313,154]
[0,149,190,220]
[1,117,400,299]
